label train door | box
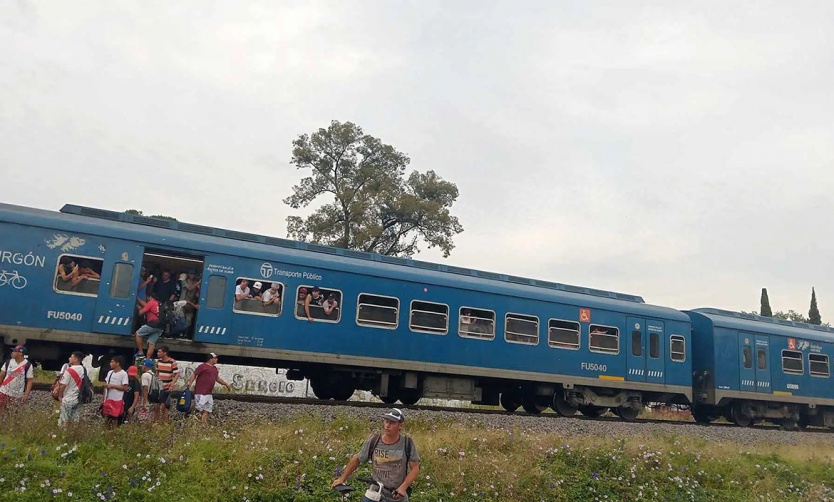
[92,243,143,335]
[645,320,665,384]
[754,335,771,393]
[193,256,233,343]
[738,332,756,392]
[626,317,646,382]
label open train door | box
[193,256,234,343]
[92,243,143,336]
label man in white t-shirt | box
[262,283,281,306]
[0,345,34,412]
[140,358,156,417]
[57,351,86,425]
[103,356,129,428]
[235,279,252,302]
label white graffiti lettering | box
[0,251,46,268]
[47,311,83,321]
[0,270,27,289]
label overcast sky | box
[2,1,833,319]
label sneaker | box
[134,351,144,359]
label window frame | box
[631,330,642,357]
[458,307,496,341]
[52,253,104,298]
[232,277,284,318]
[504,313,540,346]
[781,349,804,375]
[757,347,767,370]
[293,285,343,324]
[588,324,620,355]
[809,353,830,378]
[409,300,449,335]
[649,332,660,359]
[205,275,227,310]
[669,335,686,362]
[356,293,400,330]
[742,345,753,369]
[547,318,581,350]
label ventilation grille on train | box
[59,204,646,304]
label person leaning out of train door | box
[332,408,420,501]
[185,352,232,426]
[305,286,324,322]
[134,291,164,360]
[0,345,34,412]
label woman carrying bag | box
[102,356,129,429]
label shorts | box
[0,393,22,412]
[194,394,214,413]
[137,324,164,345]
[58,401,80,424]
[158,389,173,408]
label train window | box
[294,286,342,322]
[205,276,227,309]
[548,319,580,349]
[459,307,495,340]
[631,331,642,357]
[505,313,539,345]
[409,300,449,335]
[781,350,803,375]
[742,345,753,369]
[357,294,399,329]
[589,325,619,355]
[649,332,660,359]
[670,335,685,362]
[757,348,767,370]
[809,354,830,378]
[109,263,134,299]
[53,255,104,297]
[233,278,283,317]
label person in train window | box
[56,256,81,288]
[180,271,200,303]
[235,279,253,302]
[251,281,264,300]
[262,283,281,306]
[296,287,308,317]
[305,286,324,322]
[137,267,154,308]
[460,309,473,332]
[323,292,339,319]
[76,260,101,281]
[153,270,178,303]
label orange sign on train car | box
[579,308,591,323]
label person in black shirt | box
[121,365,141,424]
[153,271,178,303]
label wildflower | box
[592,472,600,480]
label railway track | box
[34,382,831,433]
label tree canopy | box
[759,288,772,317]
[809,287,822,325]
[124,209,177,221]
[284,121,463,257]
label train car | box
[0,203,692,419]
[689,308,834,429]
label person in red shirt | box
[134,291,164,360]
[185,352,231,425]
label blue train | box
[0,202,830,428]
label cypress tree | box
[759,288,773,317]
[809,287,822,325]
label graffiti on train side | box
[177,363,310,398]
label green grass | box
[2,406,834,501]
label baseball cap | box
[207,352,219,361]
[142,358,154,368]
[253,281,263,289]
[382,408,405,423]
[12,345,26,355]
[127,366,138,377]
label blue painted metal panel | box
[91,242,143,335]
[646,320,665,384]
[738,333,756,392]
[626,316,646,382]
[754,335,771,393]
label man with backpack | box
[57,351,87,425]
[0,345,34,412]
[134,291,164,360]
[331,408,420,501]
[140,359,158,421]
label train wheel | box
[779,419,799,431]
[500,393,520,412]
[691,407,713,424]
[617,406,640,422]
[522,397,545,414]
[551,392,577,417]
[798,414,810,430]
[379,393,399,404]
[310,377,333,400]
[730,402,753,427]
[578,405,608,418]
[399,389,421,406]
[330,381,356,401]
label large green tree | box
[809,287,822,325]
[284,121,464,257]
[759,288,773,317]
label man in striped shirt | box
[154,346,179,424]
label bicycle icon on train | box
[0,270,28,289]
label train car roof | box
[688,308,834,343]
[0,202,689,321]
